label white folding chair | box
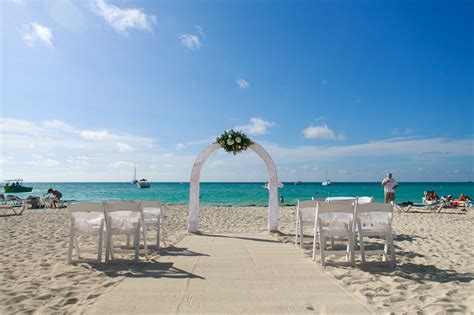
[140,200,165,249]
[356,196,374,204]
[295,200,318,247]
[312,202,355,266]
[355,202,396,267]
[104,201,148,263]
[67,203,105,264]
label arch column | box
[188,142,279,232]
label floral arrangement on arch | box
[215,130,254,155]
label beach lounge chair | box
[326,196,357,204]
[356,196,373,204]
[354,202,396,267]
[312,202,356,266]
[140,200,165,249]
[400,201,443,213]
[67,203,106,264]
[104,201,148,263]
[295,200,318,247]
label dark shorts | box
[384,192,395,203]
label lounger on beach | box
[295,200,318,248]
[326,196,357,204]
[141,200,165,249]
[104,201,148,263]
[400,201,443,213]
[356,196,374,204]
[312,202,356,266]
[67,203,106,264]
[355,202,396,267]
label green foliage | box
[215,130,254,155]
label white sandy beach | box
[1,205,473,314]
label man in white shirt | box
[381,172,399,203]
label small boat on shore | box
[3,179,33,193]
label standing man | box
[381,172,399,203]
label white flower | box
[235,137,242,143]
[228,135,232,138]
[238,145,242,149]
[227,139,234,145]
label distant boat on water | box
[322,171,332,186]
[132,164,150,188]
[3,179,33,193]
[136,178,150,188]
[294,181,302,185]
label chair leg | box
[97,224,104,263]
[134,226,140,263]
[389,232,396,267]
[350,233,356,266]
[156,221,160,249]
[127,234,131,248]
[299,221,304,248]
[142,227,148,260]
[330,237,335,248]
[67,226,75,264]
[295,214,299,246]
[312,230,317,261]
[319,231,325,266]
[105,231,111,263]
[383,235,389,262]
[359,232,366,265]
[75,237,81,259]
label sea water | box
[6,182,473,206]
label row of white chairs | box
[67,201,164,264]
[295,197,396,267]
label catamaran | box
[322,171,332,186]
[132,164,150,188]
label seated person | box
[44,188,63,208]
[459,193,470,202]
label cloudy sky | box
[1,0,473,182]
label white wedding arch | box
[188,142,279,232]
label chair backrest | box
[68,203,105,232]
[140,200,161,220]
[104,201,140,213]
[326,197,357,204]
[297,200,318,222]
[104,201,142,229]
[316,202,355,230]
[140,200,161,208]
[355,202,393,230]
[357,196,374,204]
[69,202,104,213]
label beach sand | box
[1,205,473,313]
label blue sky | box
[1,0,473,182]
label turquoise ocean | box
[7,182,474,206]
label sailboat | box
[132,164,138,184]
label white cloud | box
[20,22,53,47]
[302,124,344,140]
[81,129,117,140]
[12,0,24,5]
[180,34,201,50]
[117,142,134,152]
[26,158,60,167]
[43,120,75,132]
[91,0,156,33]
[236,78,250,89]
[195,25,205,38]
[392,128,414,136]
[176,143,185,150]
[107,161,134,168]
[235,118,276,136]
